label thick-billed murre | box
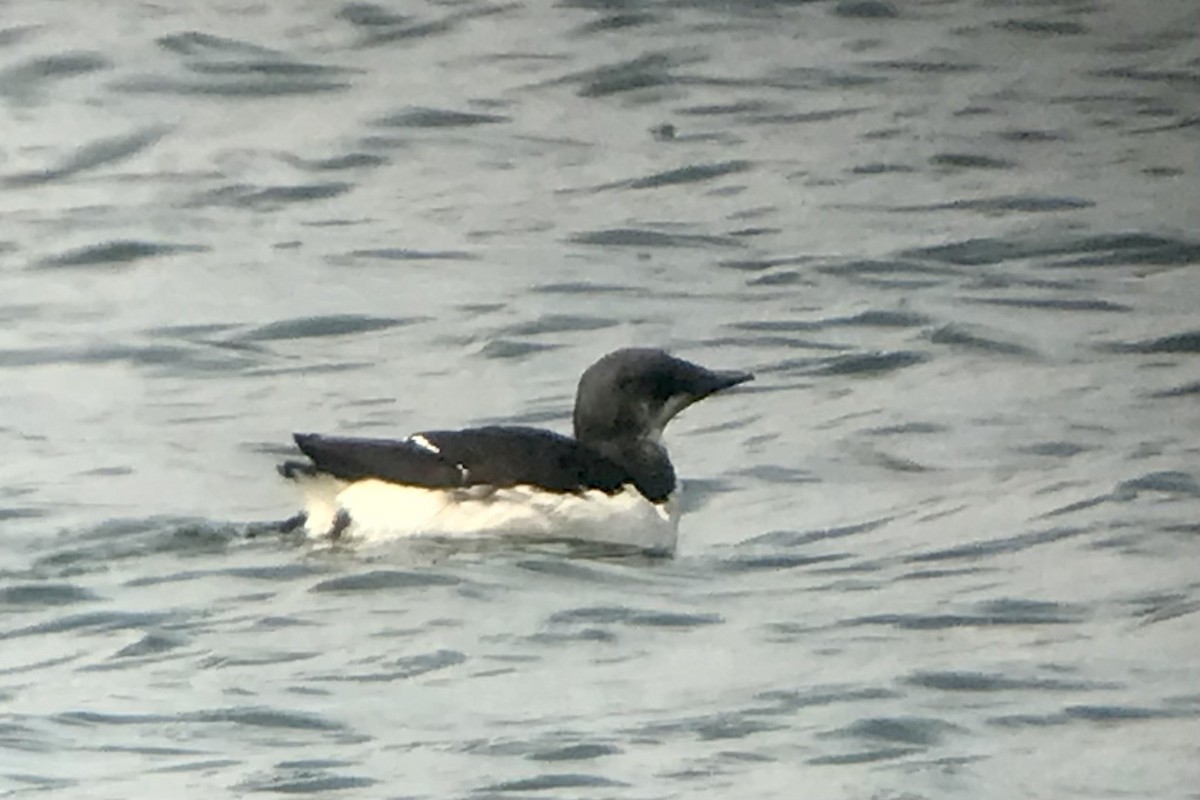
[277,348,752,553]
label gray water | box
[2,0,1199,797]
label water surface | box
[2,0,1198,797]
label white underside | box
[290,475,681,554]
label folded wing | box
[285,426,632,495]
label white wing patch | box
[408,434,440,454]
[293,478,680,553]
[406,433,468,480]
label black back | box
[290,426,676,499]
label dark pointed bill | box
[700,368,754,396]
[656,363,753,428]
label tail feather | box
[278,460,317,479]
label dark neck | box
[583,435,676,503]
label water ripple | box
[37,240,207,269]
[547,605,722,629]
[570,228,744,249]
[58,706,344,731]
[3,126,168,186]
[0,583,98,606]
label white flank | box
[289,472,347,536]
[292,478,681,553]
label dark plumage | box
[278,348,752,541]
[284,427,631,494]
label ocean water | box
[2,0,1199,797]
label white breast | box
[290,474,681,554]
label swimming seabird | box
[277,348,752,553]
